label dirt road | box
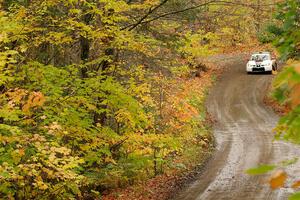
[174,56,300,200]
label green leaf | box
[246,165,276,175]
[280,158,298,167]
[289,192,300,200]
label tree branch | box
[124,0,169,31]
[140,0,219,26]
[122,0,283,31]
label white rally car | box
[246,52,277,73]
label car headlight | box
[262,63,272,67]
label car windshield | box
[251,54,270,62]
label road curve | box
[174,56,300,200]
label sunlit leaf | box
[246,165,276,175]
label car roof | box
[252,52,270,55]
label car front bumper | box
[246,65,272,72]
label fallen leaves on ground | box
[269,170,287,189]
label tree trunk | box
[80,13,93,78]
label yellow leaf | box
[294,63,300,74]
[272,70,278,75]
[104,157,117,165]
[269,170,287,189]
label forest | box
[0,0,299,199]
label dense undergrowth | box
[102,70,217,200]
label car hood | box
[248,60,272,65]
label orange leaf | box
[22,92,45,114]
[269,170,287,189]
[291,84,300,108]
[19,149,25,156]
[294,64,300,74]
[292,180,300,188]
